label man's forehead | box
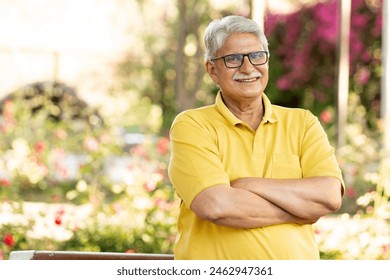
[218,33,264,54]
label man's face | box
[206,33,269,102]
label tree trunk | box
[336,0,351,148]
[175,0,194,112]
[382,0,390,151]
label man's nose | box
[239,56,255,72]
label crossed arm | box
[190,176,343,229]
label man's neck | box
[221,93,264,130]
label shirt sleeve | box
[300,110,345,192]
[168,112,230,208]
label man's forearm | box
[231,177,342,220]
[191,185,317,229]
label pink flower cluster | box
[2,233,15,247]
[265,0,382,95]
[0,100,15,133]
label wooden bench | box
[9,250,174,260]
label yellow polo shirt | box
[168,92,344,260]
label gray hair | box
[204,15,269,61]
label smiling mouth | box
[235,77,259,82]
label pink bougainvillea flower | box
[154,198,170,211]
[57,166,69,179]
[346,187,357,198]
[313,90,328,103]
[54,207,65,225]
[0,178,10,188]
[382,244,390,255]
[320,110,333,124]
[284,12,301,46]
[356,67,371,85]
[56,207,65,216]
[54,216,62,225]
[264,13,283,35]
[3,99,14,119]
[156,137,170,155]
[360,51,372,63]
[143,180,157,192]
[34,141,45,154]
[131,145,149,159]
[351,13,369,29]
[311,1,339,42]
[2,233,15,247]
[276,76,291,91]
[349,35,364,61]
[168,234,176,243]
[372,13,383,36]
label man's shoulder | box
[271,104,308,113]
[173,104,219,124]
[271,104,314,119]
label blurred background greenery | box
[1,0,389,260]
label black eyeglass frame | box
[211,51,269,68]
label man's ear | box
[205,61,219,85]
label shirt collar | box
[261,93,277,124]
[215,92,242,125]
[215,91,277,126]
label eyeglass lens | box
[224,51,267,68]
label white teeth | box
[233,73,261,82]
[238,78,257,82]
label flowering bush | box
[314,113,390,260]
[59,136,178,254]
[0,82,112,203]
[0,138,178,259]
[315,214,390,260]
[312,107,389,260]
[265,0,382,136]
[0,83,178,259]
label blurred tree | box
[117,0,218,135]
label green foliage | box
[319,250,343,260]
[59,203,177,254]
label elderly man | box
[168,15,344,259]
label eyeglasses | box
[211,51,269,68]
